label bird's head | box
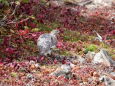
[50,30,60,36]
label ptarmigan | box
[37,30,59,56]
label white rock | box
[61,64,72,73]
[110,72,115,77]
[77,56,85,64]
[93,52,104,63]
[93,0,113,7]
[92,49,115,66]
[70,63,75,68]
[29,60,35,65]
[50,63,73,77]
[35,64,40,68]
[49,0,64,7]
[85,0,114,9]
[72,55,85,64]
[86,51,96,59]
[99,75,115,86]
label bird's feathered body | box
[37,30,59,56]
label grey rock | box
[93,0,113,7]
[50,63,74,77]
[77,0,92,6]
[92,49,115,66]
[49,0,64,7]
[69,55,85,64]
[86,51,96,59]
[99,75,115,86]
[37,30,59,56]
[110,72,115,77]
[49,0,114,9]
[86,0,114,9]
[29,60,35,65]
[77,56,85,64]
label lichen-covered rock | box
[99,75,115,86]
[86,0,114,9]
[93,0,113,7]
[86,51,96,60]
[48,0,64,7]
[92,49,115,66]
[49,62,74,77]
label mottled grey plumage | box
[37,30,59,56]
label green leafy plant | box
[22,0,29,3]
[38,23,53,31]
[10,72,18,77]
[0,0,9,5]
[0,38,3,44]
[85,44,98,53]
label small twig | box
[10,4,19,16]
[6,17,30,25]
[0,2,20,27]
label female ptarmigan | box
[37,30,59,56]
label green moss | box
[31,28,40,32]
[112,55,115,58]
[63,36,71,41]
[0,0,9,6]
[40,0,47,3]
[85,44,98,53]
[25,40,35,47]
[63,30,81,42]
[60,50,71,56]
[38,23,53,32]
[10,72,18,77]
[0,38,3,44]
[49,22,60,29]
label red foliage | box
[18,29,29,36]
[57,41,63,49]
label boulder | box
[100,75,115,86]
[86,51,96,59]
[49,62,75,77]
[92,49,115,66]
[86,0,114,9]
